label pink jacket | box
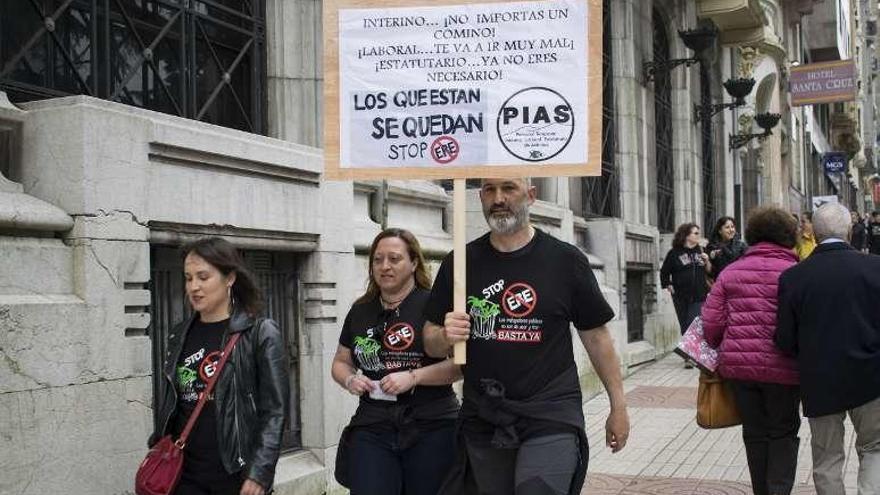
[701,242,799,385]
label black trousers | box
[729,380,801,495]
[672,297,703,335]
[348,422,456,495]
[174,470,242,495]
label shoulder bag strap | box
[175,331,242,448]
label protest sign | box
[324,0,602,180]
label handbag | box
[673,316,719,373]
[135,332,241,495]
[696,370,741,429]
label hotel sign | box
[789,60,856,106]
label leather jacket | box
[150,307,290,489]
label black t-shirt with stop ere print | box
[339,287,454,406]
[173,318,229,481]
[424,229,615,405]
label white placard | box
[337,0,588,170]
[811,195,839,211]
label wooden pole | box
[453,178,467,364]
[379,180,389,230]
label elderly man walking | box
[776,203,880,495]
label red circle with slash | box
[501,282,538,318]
[383,322,415,351]
[431,135,460,164]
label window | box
[0,0,266,134]
[149,245,302,449]
[577,0,620,219]
[625,269,648,342]
[652,10,674,232]
[700,64,716,231]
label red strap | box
[176,332,242,448]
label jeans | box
[348,422,456,495]
[464,433,581,495]
[729,380,801,495]
[809,395,880,495]
[673,297,703,335]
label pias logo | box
[496,87,574,162]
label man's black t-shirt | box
[173,318,228,480]
[423,229,614,437]
[339,287,454,406]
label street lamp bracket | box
[643,27,717,83]
[729,112,781,150]
[693,77,756,122]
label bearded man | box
[423,178,629,495]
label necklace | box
[380,282,415,309]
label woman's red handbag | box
[135,333,241,495]
[135,436,185,495]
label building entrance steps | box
[582,354,859,494]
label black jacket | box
[660,246,709,303]
[775,242,880,417]
[851,221,868,251]
[868,222,880,254]
[707,239,747,279]
[151,308,290,489]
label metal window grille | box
[700,64,716,231]
[580,0,620,218]
[652,10,674,233]
[625,269,648,342]
[148,245,301,450]
[0,0,266,134]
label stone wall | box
[0,96,335,495]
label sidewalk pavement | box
[582,354,859,494]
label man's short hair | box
[812,203,852,242]
[744,206,798,248]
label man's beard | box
[484,202,529,235]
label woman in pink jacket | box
[702,206,801,495]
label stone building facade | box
[0,1,854,494]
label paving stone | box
[583,354,859,494]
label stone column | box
[617,0,650,226]
[266,0,323,147]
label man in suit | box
[776,203,880,495]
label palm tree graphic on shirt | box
[467,296,500,340]
[353,335,384,372]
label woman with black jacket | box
[706,216,747,280]
[332,228,461,495]
[150,237,289,495]
[661,223,712,337]
[851,211,868,251]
